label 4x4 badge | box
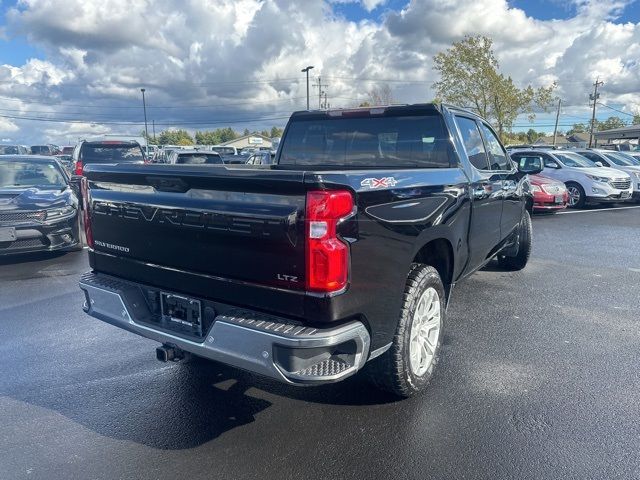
[361,177,398,189]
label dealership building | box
[594,124,640,146]
[220,133,273,149]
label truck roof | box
[289,103,481,123]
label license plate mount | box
[0,227,17,242]
[554,195,564,204]
[160,292,202,334]
[620,191,630,199]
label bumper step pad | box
[296,358,352,377]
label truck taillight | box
[305,190,354,293]
[74,160,84,175]
[80,177,94,248]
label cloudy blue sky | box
[0,0,639,144]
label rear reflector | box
[80,177,93,248]
[305,190,354,293]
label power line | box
[0,93,307,109]
[0,112,293,126]
[0,76,306,88]
[596,102,636,117]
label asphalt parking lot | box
[1,205,639,480]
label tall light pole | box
[301,66,314,110]
[140,88,149,154]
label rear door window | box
[511,153,543,171]
[454,116,489,170]
[175,154,222,164]
[479,123,510,171]
[81,143,144,164]
[279,113,454,168]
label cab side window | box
[479,123,510,171]
[455,116,489,170]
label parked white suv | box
[573,149,640,202]
[510,149,632,208]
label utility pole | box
[140,88,149,154]
[312,76,329,109]
[321,91,329,110]
[589,78,604,148]
[301,66,314,110]
[152,119,156,143]
[552,98,562,147]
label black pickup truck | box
[79,104,542,397]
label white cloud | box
[329,0,388,12]
[0,118,19,133]
[0,0,638,143]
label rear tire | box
[566,182,586,209]
[365,264,445,398]
[497,210,532,271]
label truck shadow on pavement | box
[6,355,401,450]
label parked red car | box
[530,174,568,213]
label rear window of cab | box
[279,113,454,168]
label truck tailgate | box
[85,164,307,291]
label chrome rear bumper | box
[79,272,370,384]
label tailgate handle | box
[146,176,190,193]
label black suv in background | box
[0,145,30,155]
[71,140,146,176]
[30,145,61,156]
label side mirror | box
[546,161,559,169]
[594,161,603,167]
[517,156,544,175]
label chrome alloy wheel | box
[567,186,581,207]
[409,287,442,376]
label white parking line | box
[556,205,640,215]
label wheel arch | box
[525,196,534,214]
[412,238,454,299]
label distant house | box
[533,132,589,147]
[220,133,273,150]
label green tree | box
[195,131,219,145]
[433,35,556,141]
[598,116,626,131]
[141,130,158,145]
[367,84,394,105]
[219,127,237,143]
[260,130,270,138]
[194,127,238,145]
[567,123,587,135]
[243,128,250,136]
[526,128,543,144]
[270,126,284,138]
[157,129,194,145]
[633,111,640,125]
[502,131,528,145]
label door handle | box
[472,184,492,199]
